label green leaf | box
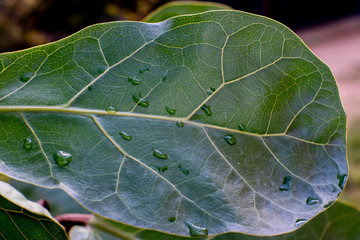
[69,202,360,240]
[0,181,68,239]
[0,10,347,236]
[143,1,232,23]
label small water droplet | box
[238,123,245,131]
[153,149,167,159]
[206,87,216,95]
[178,164,189,175]
[294,219,306,228]
[88,85,93,91]
[168,216,176,223]
[165,107,176,115]
[279,176,292,191]
[139,67,150,73]
[23,138,33,151]
[306,197,319,205]
[323,200,334,208]
[224,135,236,145]
[176,121,184,128]
[201,104,212,117]
[53,151,72,167]
[119,131,132,141]
[19,73,33,82]
[128,76,141,85]
[132,93,149,108]
[97,67,106,74]
[105,107,117,113]
[162,76,167,82]
[155,164,168,173]
[337,174,347,190]
[185,222,208,237]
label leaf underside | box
[0,10,347,236]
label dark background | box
[0,0,359,52]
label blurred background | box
[1,0,359,208]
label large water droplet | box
[105,107,117,113]
[186,222,208,237]
[23,138,33,151]
[168,216,176,223]
[139,67,150,73]
[53,151,72,167]
[176,121,184,128]
[238,123,245,131]
[201,104,212,117]
[294,219,306,228]
[165,107,176,115]
[306,197,319,205]
[128,76,141,85]
[132,93,149,108]
[119,131,132,141]
[337,174,347,190]
[178,164,189,175]
[19,73,33,82]
[153,149,167,159]
[155,164,168,173]
[279,176,292,191]
[323,200,334,208]
[224,135,236,145]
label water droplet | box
[128,76,141,85]
[178,164,189,175]
[132,93,149,108]
[19,73,33,82]
[224,135,236,145]
[119,131,132,141]
[323,200,334,208]
[201,104,212,117]
[165,107,176,115]
[53,151,72,167]
[185,222,208,237]
[306,197,319,205]
[238,123,245,131]
[168,216,176,223]
[105,107,117,113]
[153,149,167,159]
[176,121,184,128]
[23,138,33,151]
[88,85,93,91]
[162,76,167,82]
[279,176,292,191]
[97,67,106,74]
[337,174,347,190]
[139,67,150,73]
[294,219,306,228]
[155,164,168,173]
[206,87,216,95]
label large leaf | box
[0,181,67,239]
[0,10,347,236]
[143,1,232,22]
[69,201,360,240]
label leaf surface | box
[0,10,347,236]
[0,181,67,240]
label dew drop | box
[206,87,216,95]
[323,200,334,208]
[238,123,245,131]
[165,107,176,115]
[119,131,132,141]
[53,151,72,167]
[153,149,167,159]
[201,104,212,117]
[105,107,117,113]
[337,174,347,190]
[23,138,33,151]
[306,197,319,205]
[279,176,292,191]
[19,73,33,82]
[168,216,176,223]
[155,164,168,173]
[97,67,106,74]
[224,135,236,145]
[88,85,93,91]
[294,219,306,228]
[132,93,149,108]
[139,67,150,73]
[185,222,208,237]
[178,164,189,175]
[128,76,141,85]
[176,121,184,128]
[162,76,167,82]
